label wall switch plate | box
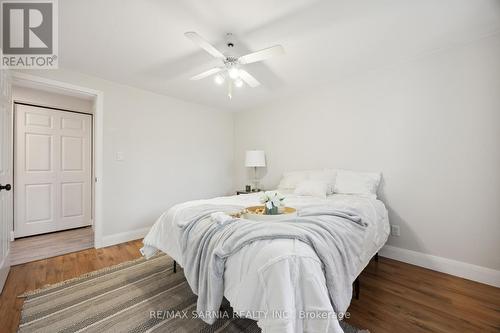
[390,224,400,237]
[115,152,125,161]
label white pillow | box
[333,170,381,197]
[294,180,328,198]
[308,169,336,194]
[278,169,336,194]
[278,170,310,190]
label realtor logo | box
[1,0,58,68]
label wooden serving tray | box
[243,205,297,221]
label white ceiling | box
[58,0,500,111]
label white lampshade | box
[245,150,266,167]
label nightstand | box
[236,190,261,195]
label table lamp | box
[245,150,266,191]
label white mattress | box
[147,192,389,332]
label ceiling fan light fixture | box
[214,74,225,85]
[228,67,240,79]
[185,31,283,97]
[234,78,244,88]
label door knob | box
[0,184,11,191]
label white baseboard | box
[379,245,500,288]
[100,227,150,248]
[0,249,10,294]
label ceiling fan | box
[185,31,284,99]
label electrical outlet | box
[390,224,400,237]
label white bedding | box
[143,192,389,332]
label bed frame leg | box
[173,260,177,273]
[354,278,360,300]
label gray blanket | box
[178,204,367,325]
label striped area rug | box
[18,254,366,333]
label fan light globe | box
[228,67,239,79]
[234,78,244,88]
[214,74,225,85]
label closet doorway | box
[14,103,93,238]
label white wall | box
[12,86,93,113]
[17,69,235,243]
[234,35,500,271]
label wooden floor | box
[0,240,499,333]
[10,226,94,265]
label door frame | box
[10,72,105,248]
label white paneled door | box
[0,61,13,292]
[15,104,92,237]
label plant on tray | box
[259,191,285,215]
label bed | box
[141,185,389,333]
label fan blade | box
[185,32,226,60]
[239,70,261,88]
[190,67,222,80]
[238,45,284,64]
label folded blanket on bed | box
[177,204,367,325]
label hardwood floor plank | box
[347,259,500,332]
[0,240,499,333]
